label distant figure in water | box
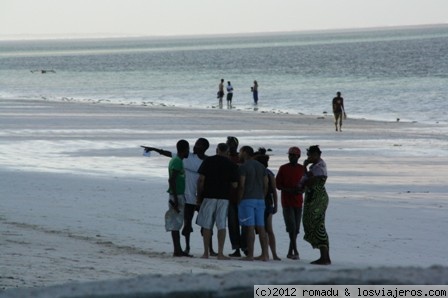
[226,81,234,109]
[217,79,225,108]
[332,91,346,132]
[251,80,259,105]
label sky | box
[1,0,447,39]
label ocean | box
[1,25,448,124]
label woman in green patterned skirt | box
[299,145,331,265]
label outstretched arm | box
[140,146,173,157]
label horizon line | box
[1,23,447,42]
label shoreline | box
[3,96,446,126]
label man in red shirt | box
[275,147,305,260]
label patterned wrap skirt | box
[303,179,329,249]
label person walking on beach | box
[166,139,191,257]
[217,79,225,108]
[251,80,259,105]
[143,138,215,256]
[226,81,234,109]
[196,143,239,260]
[226,136,247,257]
[299,145,331,265]
[332,91,346,132]
[275,147,305,260]
[238,145,269,261]
[254,148,281,261]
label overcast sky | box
[1,0,447,38]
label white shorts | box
[165,194,185,232]
[196,198,229,230]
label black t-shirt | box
[198,155,239,199]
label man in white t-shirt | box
[181,139,208,254]
[226,81,234,109]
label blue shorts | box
[238,199,265,227]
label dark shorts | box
[282,206,302,234]
[227,93,233,102]
[265,205,274,215]
[334,112,343,121]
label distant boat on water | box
[31,69,56,74]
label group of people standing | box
[217,79,259,109]
[144,136,331,265]
[219,80,348,132]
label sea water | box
[1,25,447,124]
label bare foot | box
[240,256,254,261]
[173,251,193,258]
[217,255,230,260]
[209,251,218,257]
[310,258,331,265]
[200,254,209,259]
[254,255,269,261]
[273,255,281,261]
[228,250,241,257]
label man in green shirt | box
[166,139,191,257]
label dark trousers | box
[228,202,246,250]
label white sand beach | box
[1,98,448,294]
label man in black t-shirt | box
[196,143,239,260]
